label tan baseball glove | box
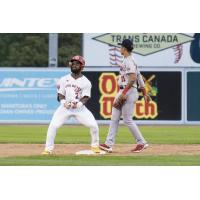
[113,94,126,110]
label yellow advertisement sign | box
[99,73,158,119]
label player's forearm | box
[137,73,146,95]
[137,73,145,88]
[70,96,89,109]
[80,96,90,105]
[140,87,147,96]
[122,73,136,95]
[58,93,65,102]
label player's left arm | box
[78,81,91,106]
[138,77,151,103]
[137,71,151,103]
[80,96,90,105]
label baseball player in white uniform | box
[100,39,151,153]
[42,55,101,154]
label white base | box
[75,150,106,155]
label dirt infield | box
[0,144,200,157]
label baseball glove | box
[113,96,126,110]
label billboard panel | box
[83,33,200,67]
[0,69,68,122]
[0,69,182,123]
[86,71,182,121]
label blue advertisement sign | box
[0,69,69,123]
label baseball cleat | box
[91,146,101,154]
[131,143,149,153]
[99,144,113,153]
[41,149,53,155]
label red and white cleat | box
[99,144,113,153]
[131,143,149,153]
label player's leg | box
[43,105,69,153]
[99,91,122,152]
[122,88,147,147]
[104,106,122,148]
[75,107,99,150]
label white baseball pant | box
[45,105,99,151]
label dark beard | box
[71,68,81,74]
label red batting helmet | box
[70,55,85,69]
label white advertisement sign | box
[83,33,200,67]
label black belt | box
[119,85,137,89]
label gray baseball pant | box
[105,87,147,147]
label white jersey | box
[56,75,68,93]
[118,54,138,88]
[58,74,92,103]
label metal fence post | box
[48,33,58,67]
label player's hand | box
[64,102,71,109]
[144,94,151,103]
[118,93,126,102]
[71,102,78,109]
[71,101,83,109]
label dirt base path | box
[0,144,200,157]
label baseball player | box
[42,55,101,154]
[100,39,151,153]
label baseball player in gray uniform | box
[100,39,151,153]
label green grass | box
[0,125,200,166]
[0,125,200,144]
[0,155,200,166]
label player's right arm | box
[56,76,65,102]
[58,92,71,109]
[118,59,137,100]
[57,78,71,109]
[58,93,65,101]
[57,78,66,102]
[56,77,64,102]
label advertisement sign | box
[0,69,68,122]
[0,69,182,123]
[85,71,182,121]
[83,33,200,67]
[187,72,200,121]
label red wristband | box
[122,86,129,95]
